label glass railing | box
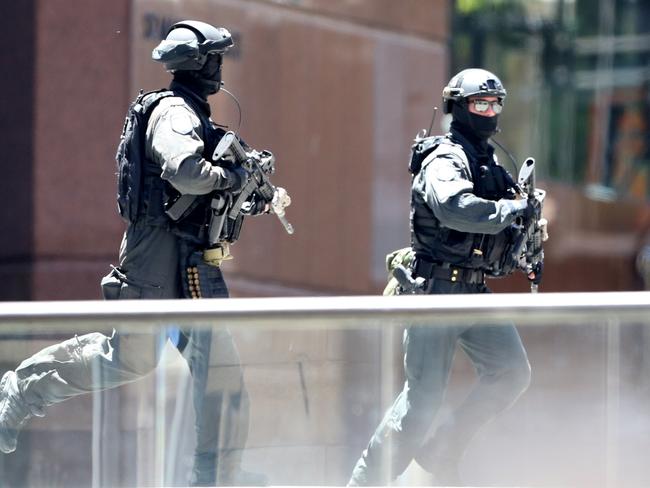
[0,292,649,487]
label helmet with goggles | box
[442,68,507,114]
[152,20,233,72]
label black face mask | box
[175,54,223,99]
[452,102,499,140]
[198,53,223,95]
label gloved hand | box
[527,261,543,285]
[271,187,291,216]
[225,166,249,192]
[537,217,549,242]
[522,197,542,224]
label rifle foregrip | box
[257,182,275,202]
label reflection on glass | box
[1,297,649,487]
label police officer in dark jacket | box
[0,20,287,486]
[349,68,534,486]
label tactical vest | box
[409,135,520,277]
[117,88,225,242]
[116,89,173,224]
[163,113,228,245]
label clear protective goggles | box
[470,98,503,114]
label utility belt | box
[413,258,485,285]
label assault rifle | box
[515,158,548,293]
[208,131,293,245]
[165,131,293,247]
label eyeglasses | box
[470,99,503,114]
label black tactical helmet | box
[442,68,507,114]
[152,20,233,72]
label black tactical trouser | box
[14,223,249,486]
[349,278,531,485]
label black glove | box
[527,261,543,285]
[225,166,249,192]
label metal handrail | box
[0,292,648,332]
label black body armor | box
[117,83,234,246]
[409,132,521,277]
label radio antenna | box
[427,107,439,137]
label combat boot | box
[0,371,36,453]
[416,435,464,487]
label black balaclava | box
[172,53,223,100]
[451,99,499,142]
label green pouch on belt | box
[383,247,415,296]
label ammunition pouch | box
[383,247,415,296]
[203,243,233,268]
[181,247,229,299]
